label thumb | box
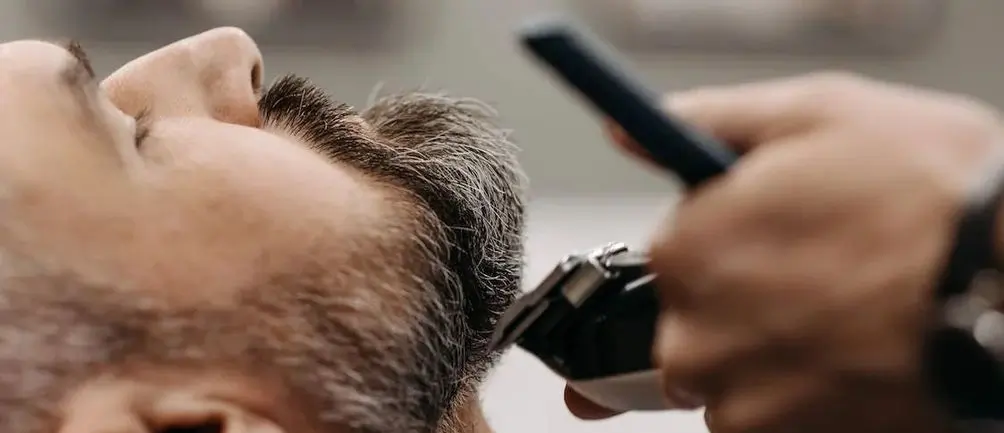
[563,385,625,420]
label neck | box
[439,391,494,433]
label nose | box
[102,27,264,127]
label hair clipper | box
[489,16,1004,419]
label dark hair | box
[260,75,527,429]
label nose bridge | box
[103,27,264,127]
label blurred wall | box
[3,1,1002,196]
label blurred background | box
[2,1,1000,431]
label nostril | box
[250,62,263,96]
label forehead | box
[0,40,75,78]
[0,40,95,115]
[0,41,82,124]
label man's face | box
[0,28,524,433]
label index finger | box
[607,72,858,161]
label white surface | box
[481,196,709,433]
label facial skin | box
[0,28,525,433]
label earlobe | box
[147,393,285,433]
[59,378,294,433]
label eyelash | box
[133,108,152,148]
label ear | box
[144,394,285,433]
[58,378,300,433]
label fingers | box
[651,230,769,407]
[563,386,624,420]
[662,77,819,150]
[607,72,870,158]
[653,313,735,400]
[646,186,738,398]
[703,373,820,433]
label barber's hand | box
[565,72,1004,432]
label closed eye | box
[133,108,153,149]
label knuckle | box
[707,403,777,433]
[924,94,1004,155]
[653,316,684,366]
[707,412,750,433]
[802,71,870,99]
[784,71,873,120]
[658,366,705,407]
[703,255,747,292]
[646,234,676,275]
[803,70,870,91]
[647,222,708,304]
[647,220,688,274]
[654,320,702,378]
[943,95,1002,132]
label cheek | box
[0,125,140,271]
[129,121,397,297]
[0,106,124,188]
[143,120,382,230]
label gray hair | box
[261,75,528,430]
[362,91,527,428]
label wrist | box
[938,152,1004,301]
[992,201,1004,312]
[995,199,1004,272]
[929,155,1004,424]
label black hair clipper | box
[489,16,1004,419]
[488,17,733,412]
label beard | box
[0,247,451,433]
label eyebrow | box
[52,39,96,86]
[50,39,106,129]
